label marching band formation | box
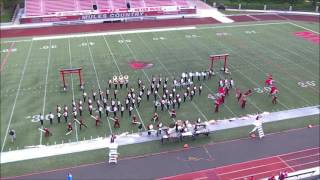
[33,70,278,144]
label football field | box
[1,21,319,154]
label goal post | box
[209,54,229,73]
[60,68,84,90]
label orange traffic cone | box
[183,144,189,149]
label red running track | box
[159,147,320,180]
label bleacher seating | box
[24,0,192,17]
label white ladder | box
[257,125,265,139]
[108,143,118,164]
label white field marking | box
[99,36,119,133]
[179,30,266,112]
[264,26,319,67]
[151,31,209,121]
[32,27,196,41]
[30,22,290,42]
[68,39,78,142]
[135,34,177,121]
[173,29,261,114]
[118,34,150,128]
[1,41,34,152]
[197,28,296,109]
[102,36,122,76]
[85,38,102,89]
[289,22,320,34]
[243,33,315,105]
[248,29,318,80]
[40,40,52,145]
[1,39,32,43]
[1,106,318,164]
[84,37,113,133]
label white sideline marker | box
[33,27,196,41]
[1,41,34,152]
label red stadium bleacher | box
[24,0,192,16]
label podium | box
[108,143,119,164]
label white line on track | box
[68,39,78,142]
[289,22,320,34]
[40,40,52,145]
[1,41,34,152]
[84,37,113,134]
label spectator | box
[8,129,16,142]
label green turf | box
[1,115,319,177]
[0,20,319,176]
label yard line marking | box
[245,30,318,80]
[237,33,315,106]
[0,42,15,72]
[135,34,187,121]
[40,40,52,145]
[171,29,261,113]
[84,37,113,134]
[289,22,320,34]
[68,39,79,142]
[102,36,144,130]
[117,34,151,128]
[1,41,34,152]
[135,32,209,121]
[102,36,122,75]
[196,29,291,109]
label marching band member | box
[67,122,73,132]
[56,105,61,113]
[147,124,154,135]
[57,111,61,123]
[152,112,159,122]
[131,114,139,125]
[113,116,120,128]
[82,91,87,102]
[88,104,93,115]
[106,89,110,99]
[63,111,68,123]
[94,115,101,127]
[43,128,52,137]
[230,78,234,88]
[49,112,54,125]
[170,109,176,118]
[92,89,97,101]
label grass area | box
[0,21,319,177]
[0,9,13,23]
[1,115,319,177]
